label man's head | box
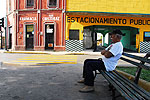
[109,29,124,43]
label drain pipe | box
[63,0,66,46]
[61,0,64,46]
[39,0,41,46]
[37,0,39,46]
[16,0,19,39]
[5,17,7,50]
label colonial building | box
[65,0,150,53]
[6,0,65,51]
[6,0,150,53]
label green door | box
[121,30,131,50]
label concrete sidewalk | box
[1,49,101,55]
[0,49,146,66]
[0,49,98,66]
[2,49,146,56]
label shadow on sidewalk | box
[0,64,119,100]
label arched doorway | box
[83,25,138,52]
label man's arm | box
[101,50,114,58]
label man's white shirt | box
[102,42,123,71]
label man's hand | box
[101,50,114,58]
[101,50,107,55]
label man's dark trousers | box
[83,59,106,86]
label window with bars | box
[26,0,34,7]
[69,30,79,40]
[144,32,150,41]
[48,0,57,7]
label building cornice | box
[66,11,150,18]
[14,8,63,12]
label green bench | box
[96,52,150,100]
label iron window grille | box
[26,0,34,7]
[48,0,57,8]
[69,30,79,40]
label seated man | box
[78,29,124,93]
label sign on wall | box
[144,32,150,41]
[27,25,34,32]
[42,15,60,21]
[144,32,150,37]
[20,17,37,21]
[67,16,150,25]
[47,29,53,33]
[46,25,53,33]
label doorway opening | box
[45,24,54,50]
[26,25,34,50]
[8,26,12,49]
[83,25,138,52]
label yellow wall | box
[66,15,150,44]
[66,20,84,40]
[67,0,150,14]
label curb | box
[2,62,38,66]
[116,70,150,92]
[2,61,77,66]
[3,51,101,55]
[4,51,48,54]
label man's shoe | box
[79,86,94,93]
[77,79,84,83]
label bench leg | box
[109,84,122,100]
[108,84,113,91]
[108,84,115,98]
[109,84,121,100]
[111,87,116,100]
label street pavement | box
[0,50,148,100]
[0,50,126,100]
[0,63,116,100]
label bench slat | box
[112,71,150,99]
[100,71,138,100]
[104,71,145,100]
[100,70,150,100]
[114,70,150,99]
[120,57,150,70]
[123,52,150,64]
[109,72,144,99]
[99,52,150,100]
[108,73,144,100]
